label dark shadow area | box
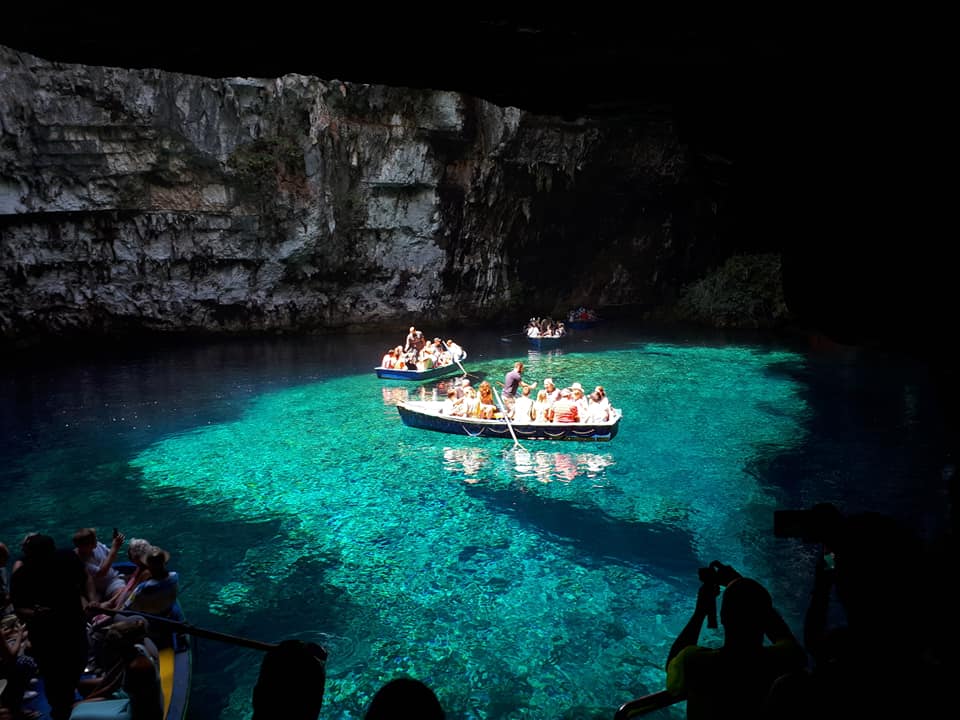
[463,484,700,576]
[751,352,952,531]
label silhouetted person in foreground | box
[365,677,444,720]
[10,534,92,720]
[788,508,946,720]
[664,562,805,720]
[252,639,327,720]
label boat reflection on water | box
[382,377,465,406]
[525,348,566,361]
[441,446,615,485]
[512,449,614,483]
[443,446,490,481]
[381,386,411,405]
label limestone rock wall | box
[0,45,730,342]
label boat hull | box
[375,362,463,381]
[567,320,601,330]
[397,401,620,441]
[162,639,192,720]
[527,336,565,349]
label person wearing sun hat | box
[569,382,588,416]
[123,546,181,620]
[542,378,561,403]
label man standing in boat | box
[404,327,426,355]
[501,362,536,414]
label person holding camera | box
[785,508,944,720]
[72,527,125,603]
[664,561,805,720]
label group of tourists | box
[1,528,180,720]
[524,317,567,339]
[434,362,614,425]
[501,361,613,424]
[567,306,599,323]
[379,327,465,372]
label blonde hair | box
[128,537,152,564]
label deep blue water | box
[1,325,952,719]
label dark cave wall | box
[0,44,763,345]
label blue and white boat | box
[397,400,621,441]
[375,353,467,381]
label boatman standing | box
[501,361,536,413]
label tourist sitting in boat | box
[401,349,419,370]
[378,347,407,370]
[460,386,479,417]
[436,345,452,367]
[570,383,589,416]
[542,378,561,403]
[476,381,499,419]
[524,317,567,339]
[74,618,164,720]
[453,377,471,399]
[585,391,610,423]
[124,546,181,622]
[417,345,435,371]
[551,389,580,423]
[512,386,535,423]
[532,389,553,423]
[73,527,127,604]
[440,389,460,415]
[88,537,155,626]
[593,385,611,414]
[428,338,454,367]
[567,306,598,323]
[79,617,157,696]
[1,610,36,720]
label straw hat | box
[139,545,170,570]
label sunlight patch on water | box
[129,342,808,718]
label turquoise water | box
[1,327,951,719]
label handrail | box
[614,690,682,719]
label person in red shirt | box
[551,389,579,423]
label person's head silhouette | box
[720,578,773,647]
[252,640,327,720]
[364,677,444,720]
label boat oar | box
[94,606,287,654]
[491,384,526,452]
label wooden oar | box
[491,383,526,452]
[94,606,283,654]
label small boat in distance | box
[397,400,621,441]
[566,307,602,330]
[523,316,567,349]
[375,353,467,381]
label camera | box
[697,561,739,629]
[773,503,843,543]
[698,563,720,586]
[697,560,739,587]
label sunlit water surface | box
[1,326,950,719]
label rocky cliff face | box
[0,45,751,343]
